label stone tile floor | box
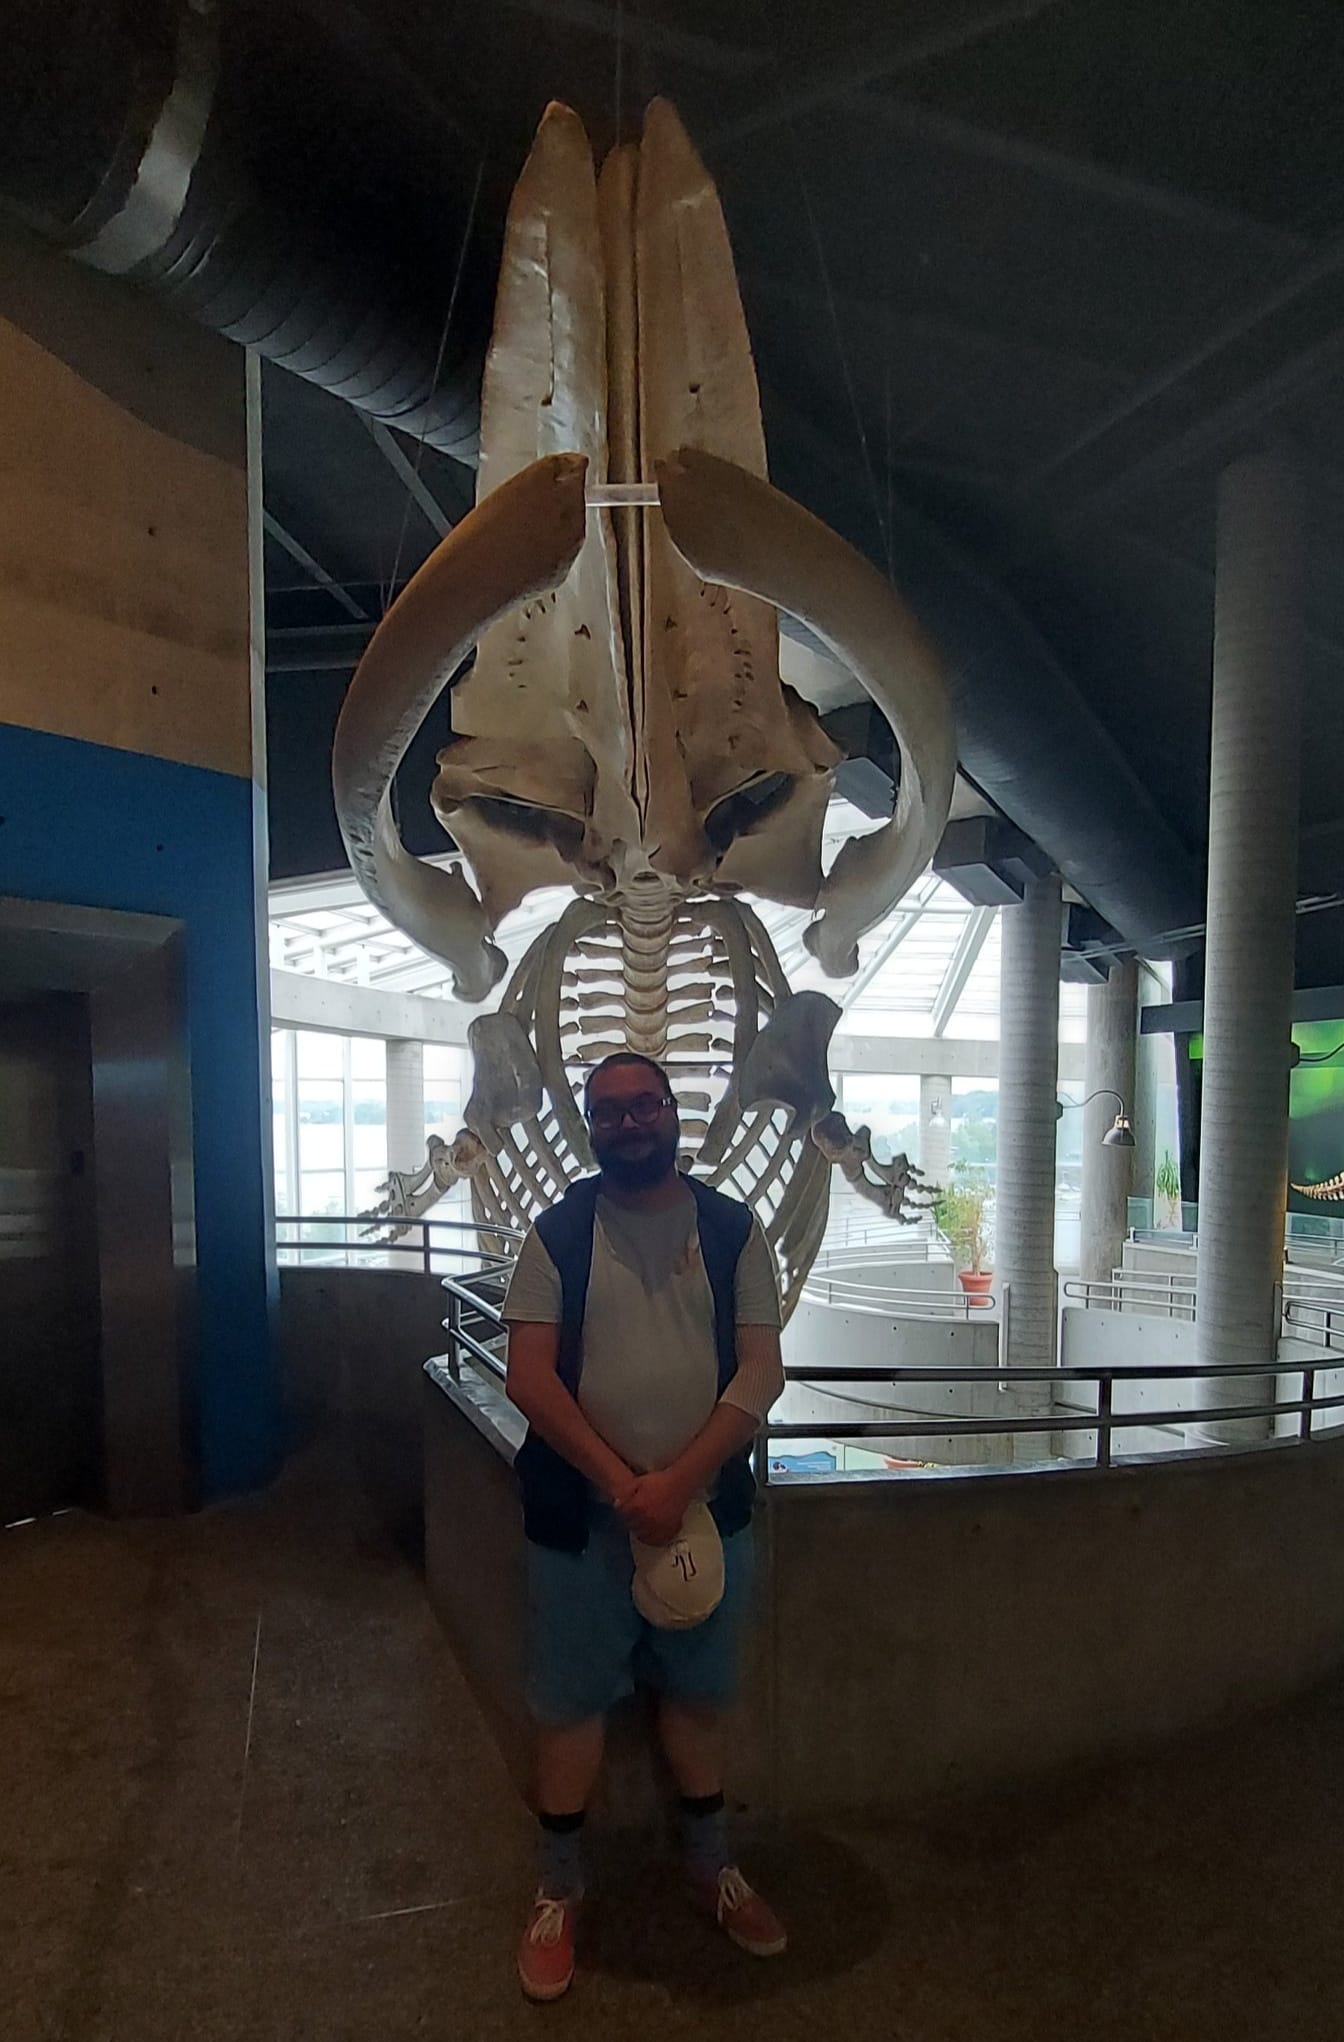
[4,1444,1344,2040]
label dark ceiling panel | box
[226,0,1344,916]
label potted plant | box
[1155,1149,1182,1231]
[934,1167,993,1306]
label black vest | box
[513,1174,757,1552]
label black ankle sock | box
[537,1809,585,1898]
[678,1791,729,1877]
[538,1808,586,1834]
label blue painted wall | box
[0,721,280,1497]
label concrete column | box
[385,1038,426,1172]
[1195,451,1303,1441]
[996,872,1062,1370]
[1080,960,1138,1284]
[919,1073,952,1187]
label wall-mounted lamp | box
[1055,1087,1136,1149]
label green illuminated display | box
[1185,1022,1344,1206]
[1289,1022,1344,1206]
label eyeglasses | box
[585,1092,675,1133]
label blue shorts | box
[526,1505,755,1726]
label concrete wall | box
[781,1309,1004,1463]
[1058,1312,1344,1458]
[423,1367,1344,1823]
[423,1369,532,1795]
[784,1300,993,1369]
[1057,1307,1202,1457]
[0,228,277,1496]
[1122,1240,1197,1281]
[768,1440,1344,1814]
[1275,1344,1344,1438]
[280,1265,448,1550]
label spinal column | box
[619,892,676,1060]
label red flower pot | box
[957,1270,994,1308]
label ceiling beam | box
[267,622,377,671]
[362,956,455,995]
[741,269,1135,396]
[360,415,455,540]
[1016,225,1344,500]
[707,0,1062,153]
[493,0,769,72]
[286,0,488,146]
[271,966,470,1044]
[1117,532,1344,669]
[830,1030,1086,1082]
[931,906,995,1036]
[270,867,440,917]
[1065,323,1344,529]
[847,95,1312,254]
[262,509,369,622]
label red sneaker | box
[516,1891,581,2001]
[690,1866,788,1957]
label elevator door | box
[0,995,101,1522]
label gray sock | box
[678,1791,729,1880]
[536,1810,585,1899]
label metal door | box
[0,994,101,1522]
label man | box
[502,1051,788,2001]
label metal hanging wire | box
[755,0,893,577]
[382,155,487,615]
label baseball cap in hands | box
[630,1500,725,1630]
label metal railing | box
[1282,1297,1344,1354]
[433,1264,1344,1482]
[1064,1270,1198,1319]
[285,1217,1344,1482]
[276,1211,523,1273]
[440,1267,511,1388]
[810,1233,952,1267]
[1067,1265,1344,1336]
[819,1202,944,1252]
[1282,1267,1344,1306]
[799,1271,995,1318]
[800,1221,981,1317]
[757,1359,1344,1474]
[1125,1202,1344,1264]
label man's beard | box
[592,1124,680,1190]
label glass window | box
[296,1030,343,1079]
[425,1043,464,1133]
[298,1080,344,1172]
[299,1168,346,1217]
[1055,1081,1086,1171]
[836,1073,920,1162]
[354,1166,390,1211]
[350,1035,385,1080]
[271,1027,293,1216]
[950,1079,998,1177]
[351,1081,387,1175]
[1058,979,1088,1046]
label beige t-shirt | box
[501,1185,783,1475]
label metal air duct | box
[1,0,484,461]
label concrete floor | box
[4,1449,1344,2042]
